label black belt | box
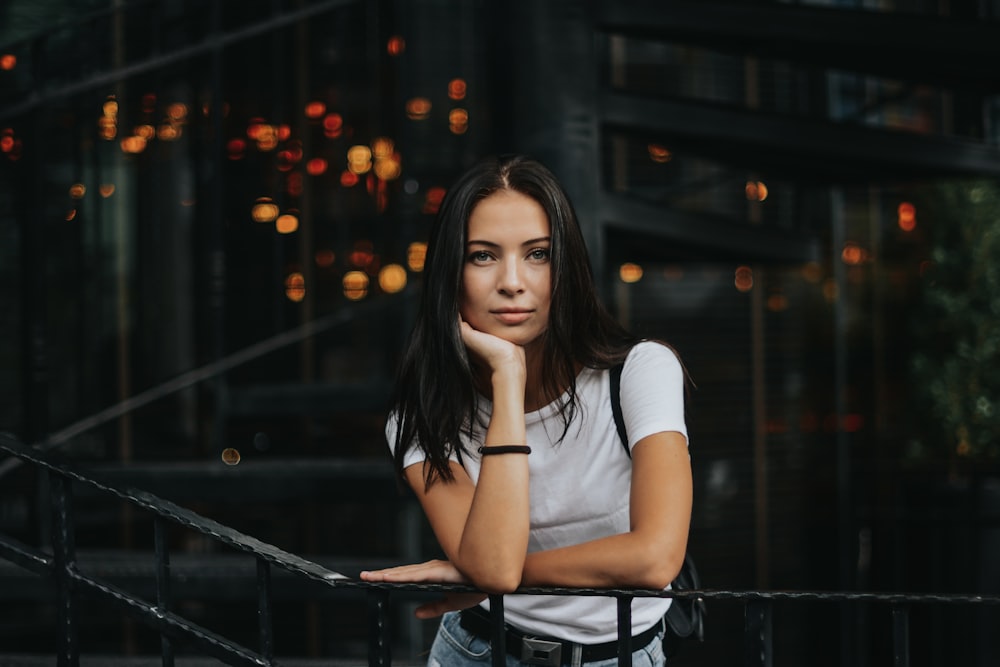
[459,606,662,666]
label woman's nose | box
[497,258,525,294]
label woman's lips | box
[491,309,533,325]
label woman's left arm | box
[519,430,692,590]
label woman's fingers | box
[360,559,467,584]
[459,319,526,372]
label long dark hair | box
[390,155,638,486]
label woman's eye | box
[469,250,492,263]
[529,248,550,261]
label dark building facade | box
[1,1,999,664]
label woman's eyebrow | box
[466,236,551,247]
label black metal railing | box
[2,432,999,667]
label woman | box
[361,155,692,666]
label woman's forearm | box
[519,531,686,591]
[454,362,531,592]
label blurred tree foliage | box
[910,179,1000,462]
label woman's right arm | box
[368,322,532,594]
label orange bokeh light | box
[619,263,643,283]
[449,108,469,134]
[343,271,369,300]
[387,36,406,56]
[407,242,427,272]
[276,212,299,234]
[735,265,753,292]
[323,113,343,138]
[841,242,865,265]
[745,180,769,202]
[285,272,306,302]
[897,202,916,232]
[306,158,328,175]
[423,187,446,214]
[305,101,326,119]
[648,144,671,163]
[448,78,467,100]
[315,249,336,268]
[406,97,432,120]
[340,170,359,187]
[286,172,303,197]
[0,54,16,70]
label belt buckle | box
[520,637,562,666]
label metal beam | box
[601,92,1000,181]
[0,0,360,122]
[597,0,1000,93]
[599,193,821,264]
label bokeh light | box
[448,78,467,100]
[323,113,343,138]
[387,35,406,56]
[745,181,769,202]
[406,97,431,120]
[305,101,326,118]
[449,108,469,134]
[343,271,369,300]
[841,242,865,265]
[619,263,643,283]
[648,144,672,163]
[276,212,299,234]
[285,272,306,302]
[423,187,446,214]
[251,197,279,223]
[897,202,916,232]
[735,265,753,292]
[378,264,408,293]
[407,242,427,272]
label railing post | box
[153,517,174,667]
[892,604,910,667]
[367,588,392,667]
[257,558,274,662]
[744,597,772,667]
[50,473,79,667]
[489,594,506,667]
[616,595,633,667]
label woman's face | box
[459,189,552,351]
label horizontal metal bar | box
[600,193,822,264]
[4,433,1000,609]
[601,92,1000,180]
[597,0,1000,93]
[0,0,361,122]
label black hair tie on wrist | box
[478,445,532,456]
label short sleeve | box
[384,412,429,470]
[619,341,688,449]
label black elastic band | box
[478,445,532,456]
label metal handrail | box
[2,433,999,667]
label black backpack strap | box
[609,360,630,458]
[611,347,706,651]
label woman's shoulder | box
[624,339,682,366]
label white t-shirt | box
[389,341,688,643]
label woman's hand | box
[360,558,468,584]
[360,559,487,618]
[459,318,526,378]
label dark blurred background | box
[1,0,999,665]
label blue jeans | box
[427,611,666,667]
